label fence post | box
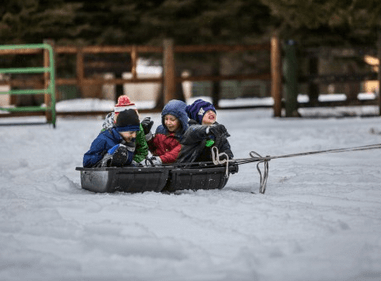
[378,30,381,116]
[131,45,137,79]
[271,35,282,117]
[76,47,84,98]
[163,39,176,105]
[43,39,55,123]
[283,40,299,117]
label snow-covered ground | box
[1,98,381,281]
[53,92,379,112]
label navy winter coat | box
[83,128,133,167]
[177,120,233,164]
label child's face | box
[164,114,180,132]
[120,131,137,142]
[201,110,216,126]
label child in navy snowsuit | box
[101,95,148,164]
[141,99,189,165]
[83,109,142,168]
[177,99,233,165]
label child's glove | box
[145,156,162,166]
[108,143,123,154]
[208,124,230,139]
[141,117,154,134]
[107,144,133,167]
[141,117,154,141]
[151,156,162,165]
[207,124,230,148]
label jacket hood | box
[160,99,189,135]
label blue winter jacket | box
[83,128,133,167]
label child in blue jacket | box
[101,95,148,164]
[83,109,142,168]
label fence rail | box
[0,41,276,116]
[1,39,379,119]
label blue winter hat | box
[186,99,216,124]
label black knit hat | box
[115,109,140,132]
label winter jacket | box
[177,120,233,165]
[83,128,135,167]
[101,112,148,163]
[148,131,182,164]
[148,100,189,164]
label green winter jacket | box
[134,123,149,163]
[101,113,148,163]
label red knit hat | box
[114,95,136,114]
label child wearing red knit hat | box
[84,109,141,168]
[101,95,148,165]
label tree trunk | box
[211,53,220,108]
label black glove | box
[141,117,154,135]
[209,124,230,139]
[106,144,133,167]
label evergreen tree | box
[138,0,272,45]
[0,0,273,46]
[0,0,83,45]
[261,0,381,46]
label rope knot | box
[211,146,230,178]
[249,151,270,194]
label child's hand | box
[106,144,133,167]
[141,117,154,135]
[150,156,162,166]
[145,156,162,166]
[108,144,125,154]
[209,124,230,139]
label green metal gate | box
[0,43,56,128]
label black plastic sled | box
[75,162,238,194]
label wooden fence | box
[0,39,279,116]
[1,37,380,118]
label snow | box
[1,98,381,281]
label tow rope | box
[212,143,381,194]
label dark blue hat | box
[115,109,140,132]
[185,99,216,124]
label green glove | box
[205,139,215,147]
